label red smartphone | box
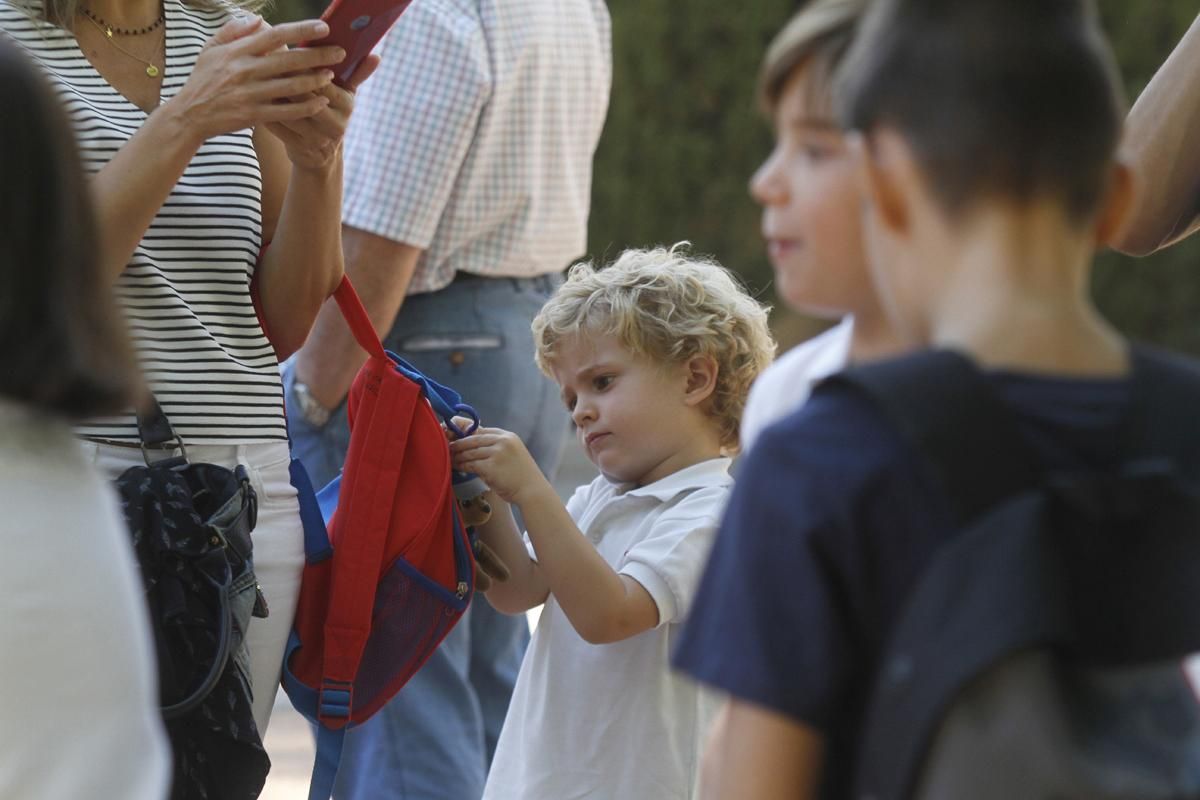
[305,0,415,87]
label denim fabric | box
[285,272,569,800]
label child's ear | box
[681,355,718,407]
[847,128,914,239]
[1095,159,1137,248]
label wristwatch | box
[291,380,332,428]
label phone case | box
[307,0,415,87]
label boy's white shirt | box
[483,457,732,800]
[740,317,855,453]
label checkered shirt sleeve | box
[342,3,490,251]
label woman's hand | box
[169,15,346,146]
[451,427,547,505]
[264,55,381,172]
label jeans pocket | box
[248,451,299,510]
[397,333,504,353]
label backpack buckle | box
[318,680,353,729]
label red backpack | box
[281,277,477,800]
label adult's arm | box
[290,2,492,405]
[290,225,422,407]
[92,16,343,283]
[253,54,381,360]
[699,701,825,800]
[1113,13,1200,255]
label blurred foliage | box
[587,0,804,339]
[267,0,1200,352]
[269,0,319,21]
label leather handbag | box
[101,397,272,800]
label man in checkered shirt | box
[284,0,612,796]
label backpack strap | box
[333,276,480,435]
[332,277,387,361]
[1124,345,1200,469]
[826,348,1041,525]
[308,725,346,800]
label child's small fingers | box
[451,448,488,468]
[450,433,499,452]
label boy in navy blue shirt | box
[672,1,1200,797]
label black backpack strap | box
[827,350,1048,800]
[825,348,1041,526]
[1125,345,1200,470]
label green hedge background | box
[274,0,1200,353]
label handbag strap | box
[135,396,174,446]
[128,395,188,466]
[161,563,235,720]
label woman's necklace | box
[78,5,165,78]
[79,4,163,36]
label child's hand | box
[443,415,478,443]
[450,427,545,505]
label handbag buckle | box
[140,436,188,469]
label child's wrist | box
[509,473,557,509]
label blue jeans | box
[284,272,569,800]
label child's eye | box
[803,144,832,161]
[593,375,614,391]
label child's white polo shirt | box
[740,317,854,454]
[482,457,733,800]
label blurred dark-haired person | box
[0,0,376,734]
[0,38,168,800]
[1112,12,1200,255]
[671,1,1198,797]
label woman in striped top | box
[0,0,378,736]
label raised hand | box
[450,427,547,505]
[264,54,381,171]
[170,15,346,143]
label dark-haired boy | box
[674,1,1200,797]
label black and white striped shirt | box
[1,0,287,443]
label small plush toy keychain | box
[453,470,511,591]
[445,412,511,591]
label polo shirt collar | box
[619,457,733,502]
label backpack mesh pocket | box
[353,555,468,720]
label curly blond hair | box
[533,245,775,452]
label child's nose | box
[572,400,596,426]
[750,150,787,206]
